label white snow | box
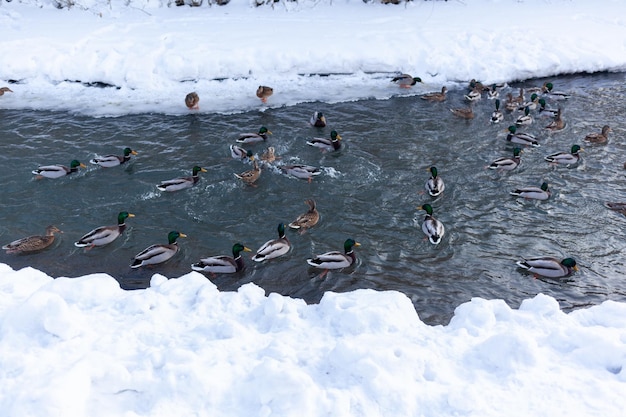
[1,1,626,415]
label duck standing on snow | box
[306,238,361,277]
[307,130,342,152]
[417,204,445,245]
[510,182,551,200]
[157,166,207,192]
[392,74,423,88]
[0,87,13,96]
[506,125,540,147]
[421,86,447,102]
[2,225,62,254]
[185,92,200,110]
[236,126,272,144]
[130,231,186,268]
[425,166,445,197]
[583,125,611,144]
[310,111,327,127]
[32,159,87,179]
[75,211,135,249]
[289,199,320,232]
[252,223,291,262]
[90,147,138,168]
[256,86,273,103]
[489,147,522,171]
[191,243,252,274]
[516,256,578,278]
[545,145,583,166]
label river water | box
[1,72,625,325]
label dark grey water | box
[2,72,626,325]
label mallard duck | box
[0,87,13,96]
[515,106,533,126]
[545,145,583,165]
[2,225,62,254]
[260,146,279,164]
[506,125,540,147]
[32,159,87,179]
[310,111,327,127]
[90,147,137,168]
[417,204,444,245]
[307,130,342,152]
[491,99,504,123]
[505,88,525,111]
[421,86,447,102]
[130,231,186,268]
[425,166,445,197]
[542,82,570,100]
[487,84,500,100]
[280,164,321,182]
[392,74,422,88]
[185,92,200,110]
[157,166,207,192]
[75,211,135,248]
[517,93,539,111]
[516,256,578,278]
[605,202,626,215]
[191,243,252,274]
[235,126,272,144]
[252,223,291,262]
[510,182,551,200]
[306,238,360,277]
[450,105,474,119]
[256,86,273,103]
[289,199,319,231]
[545,108,565,131]
[234,158,261,185]
[584,125,612,144]
[538,98,559,117]
[230,145,251,161]
[464,86,482,102]
[489,147,522,171]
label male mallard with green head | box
[32,159,87,179]
[236,126,272,144]
[157,166,207,191]
[130,231,186,268]
[516,256,578,278]
[510,182,551,200]
[191,243,252,274]
[90,147,137,168]
[75,212,135,249]
[252,223,291,262]
[392,74,422,88]
[417,204,445,245]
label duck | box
[506,125,540,147]
[583,125,612,144]
[0,87,13,96]
[256,85,273,103]
[230,145,251,161]
[510,182,551,200]
[252,223,291,262]
[450,105,474,119]
[464,86,482,102]
[392,74,423,88]
[310,111,327,127]
[234,158,261,185]
[505,88,525,111]
[515,106,533,126]
[130,231,186,268]
[260,146,279,164]
[185,92,200,110]
[417,204,445,245]
[2,225,62,254]
[306,238,361,277]
[421,86,447,102]
[425,166,445,197]
[157,166,207,192]
[280,164,321,182]
[545,145,583,165]
[517,93,539,111]
[489,147,522,171]
[288,199,320,231]
[490,99,504,123]
[191,243,252,274]
[235,126,272,144]
[541,82,570,100]
[307,130,342,152]
[487,84,500,100]
[90,147,137,168]
[545,108,565,131]
[74,211,135,249]
[538,98,559,117]
[605,202,626,216]
[516,256,578,278]
[32,159,87,179]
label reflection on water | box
[1,72,626,325]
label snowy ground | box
[1,1,626,416]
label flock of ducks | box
[1,77,619,280]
